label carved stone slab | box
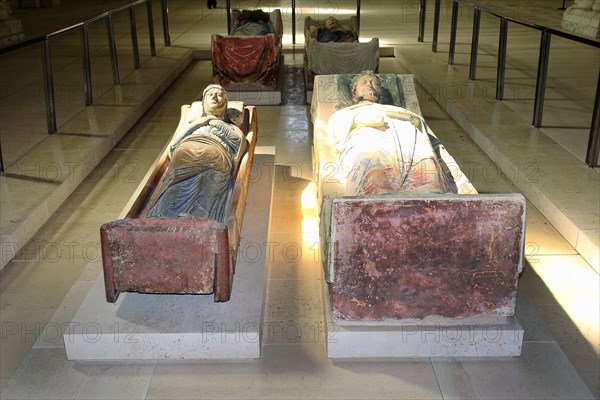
[329,194,526,321]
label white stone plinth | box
[64,151,275,360]
[323,281,524,359]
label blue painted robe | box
[147,118,246,222]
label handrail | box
[0,0,170,175]
[420,0,600,167]
[0,0,151,55]
[455,0,600,47]
[160,0,171,46]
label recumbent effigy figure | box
[323,70,455,201]
[316,16,357,43]
[314,72,525,322]
[147,84,247,222]
[100,84,257,303]
[318,70,459,284]
[211,9,283,90]
[303,16,379,94]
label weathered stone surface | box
[329,194,526,321]
[102,218,223,296]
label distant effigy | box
[304,16,379,91]
[147,84,247,222]
[316,16,357,42]
[212,9,283,90]
[230,9,274,36]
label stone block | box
[329,194,526,321]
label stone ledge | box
[0,49,194,270]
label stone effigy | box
[314,16,358,43]
[312,72,526,321]
[304,16,379,92]
[100,85,258,303]
[212,9,283,90]
[326,71,452,197]
[146,85,247,221]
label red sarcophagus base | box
[329,194,526,321]
[101,218,233,303]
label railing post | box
[559,0,567,10]
[586,70,600,167]
[226,0,231,34]
[0,140,4,175]
[448,0,459,64]
[533,30,551,127]
[418,0,426,42]
[469,8,481,80]
[356,0,361,35]
[41,38,57,134]
[146,0,156,56]
[496,18,508,100]
[106,13,121,85]
[432,0,441,52]
[161,0,170,46]
[129,6,140,69]
[81,24,93,106]
[291,0,296,44]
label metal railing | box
[418,0,600,167]
[0,0,172,174]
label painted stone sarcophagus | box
[100,100,258,303]
[311,73,526,321]
[212,9,283,90]
[304,16,379,91]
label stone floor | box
[0,0,598,399]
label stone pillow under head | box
[222,100,246,127]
